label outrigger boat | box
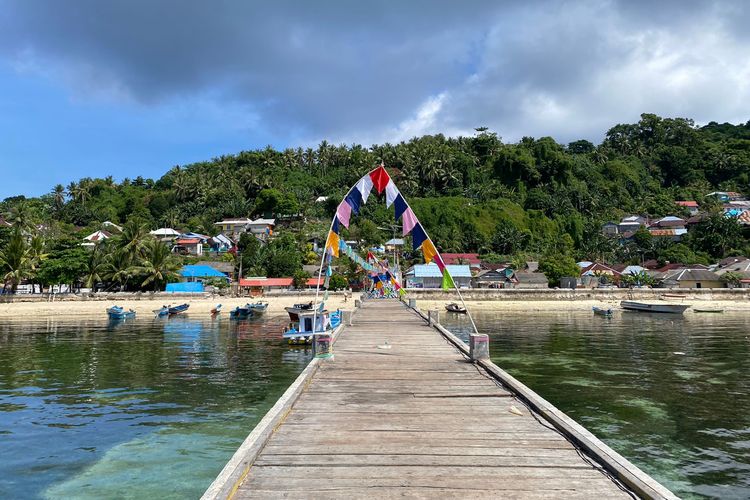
[229,305,254,320]
[107,305,136,320]
[153,303,190,317]
[283,307,342,345]
[445,302,467,314]
[211,304,222,316]
[592,306,613,317]
[621,301,690,314]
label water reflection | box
[441,310,750,499]
[0,314,309,499]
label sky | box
[1,0,749,199]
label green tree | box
[687,214,744,258]
[292,270,311,289]
[328,274,348,291]
[538,253,579,287]
[0,228,31,293]
[132,239,181,291]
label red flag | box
[369,165,390,194]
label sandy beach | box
[1,295,748,319]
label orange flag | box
[421,239,438,264]
[325,231,340,257]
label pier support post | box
[342,310,353,326]
[428,309,440,326]
[313,333,333,359]
[469,334,489,361]
[354,299,361,308]
[408,298,417,309]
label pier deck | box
[206,300,673,499]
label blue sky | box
[1,0,749,199]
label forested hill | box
[3,113,750,269]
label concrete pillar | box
[408,298,417,309]
[342,309,353,326]
[354,299,361,308]
[469,334,490,361]
[428,309,440,326]
[313,333,333,359]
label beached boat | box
[229,306,254,320]
[592,306,613,317]
[283,308,341,344]
[153,305,170,317]
[445,303,467,314]
[168,303,189,316]
[211,304,222,316]
[107,305,135,320]
[661,293,687,300]
[621,301,690,314]
[693,307,724,313]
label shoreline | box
[1,294,749,319]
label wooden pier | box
[204,300,676,499]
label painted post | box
[342,309,353,326]
[313,333,333,359]
[428,309,440,326]
[408,298,417,309]
[469,334,489,361]
[354,299,361,308]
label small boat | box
[445,303,467,314]
[211,304,222,316]
[107,305,136,320]
[230,306,254,320]
[283,308,341,344]
[693,308,724,313]
[621,301,690,314]
[592,306,613,317]
[168,303,190,316]
[153,305,170,317]
[661,293,686,300]
[246,301,268,314]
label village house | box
[617,215,647,234]
[601,221,619,236]
[384,238,404,252]
[515,272,549,289]
[675,201,699,216]
[656,269,724,289]
[238,276,324,296]
[472,268,515,288]
[405,264,472,289]
[208,234,233,253]
[213,218,276,241]
[440,253,482,270]
[149,227,180,242]
[81,230,112,248]
[172,233,208,256]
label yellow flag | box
[421,239,437,264]
[325,231,340,257]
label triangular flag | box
[421,239,437,264]
[336,200,352,228]
[325,231,339,257]
[399,288,407,296]
[402,208,418,235]
[345,188,362,215]
[412,223,427,250]
[369,165,390,194]
[394,194,407,221]
[441,268,455,290]
[356,175,374,204]
[385,179,399,208]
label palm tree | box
[51,184,66,212]
[118,219,149,262]
[0,228,32,293]
[84,245,108,289]
[132,239,181,291]
[106,248,132,291]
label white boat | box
[620,301,690,314]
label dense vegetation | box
[2,114,750,291]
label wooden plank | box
[253,454,596,468]
[237,488,626,500]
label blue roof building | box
[180,265,230,282]
[405,264,472,289]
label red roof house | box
[441,253,481,266]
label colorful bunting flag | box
[326,265,332,277]
[369,165,390,194]
[402,208,418,235]
[356,175,374,204]
[399,288,407,297]
[345,188,362,215]
[394,194,408,221]
[421,239,438,264]
[441,268,455,290]
[336,200,352,228]
[385,179,398,208]
[325,230,339,257]
[412,223,427,250]
[332,217,340,234]
[434,253,446,273]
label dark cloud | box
[1,0,748,146]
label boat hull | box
[620,301,690,314]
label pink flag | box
[385,179,398,208]
[434,253,446,272]
[336,200,352,228]
[356,175,374,204]
[402,207,418,235]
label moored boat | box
[107,305,136,320]
[283,308,341,344]
[168,303,190,316]
[229,306,254,320]
[211,304,222,316]
[445,302,467,314]
[592,306,613,317]
[621,301,690,314]
[693,307,724,313]
[246,301,268,314]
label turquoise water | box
[441,309,750,499]
[0,315,311,499]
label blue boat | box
[168,303,190,316]
[592,306,613,317]
[230,306,254,320]
[246,301,268,315]
[283,308,341,344]
[107,305,136,320]
[153,305,170,317]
